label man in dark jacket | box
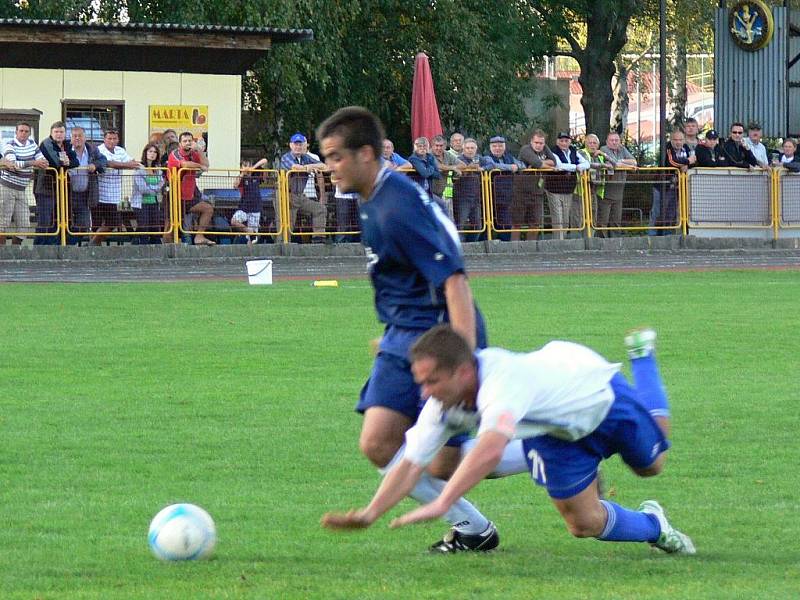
[694,130,726,167]
[721,122,758,169]
[35,121,78,244]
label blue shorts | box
[522,373,670,500]
[357,314,487,446]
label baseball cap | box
[557,131,572,140]
[705,129,719,140]
[290,133,307,143]
[489,135,506,143]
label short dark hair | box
[685,117,698,125]
[316,106,384,160]
[531,129,547,140]
[730,122,744,131]
[179,131,194,141]
[104,128,119,137]
[50,121,66,131]
[747,122,762,132]
[16,121,31,131]
[409,324,473,372]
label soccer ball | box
[148,503,217,561]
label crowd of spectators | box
[1,118,799,246]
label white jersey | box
[404,342,621,466]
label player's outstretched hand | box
[389,501,447,529]
[321,509,374,530]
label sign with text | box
[148,105,208,148]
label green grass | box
[0,270,798,599]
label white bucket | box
[246,259,273,285]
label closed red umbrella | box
[411,52,443,143]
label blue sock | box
[597,500,660,543]
[631,354,670,419]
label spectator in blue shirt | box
[479,136,523,239]
[381,139,411,169]
[407,137,441,197]
[279,132,327,241]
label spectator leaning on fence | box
[774,138,800,173]
[92,129,142,246]
[722,123,758,169]
[230,159,263,245]
[408,137,441,197]
[280,132,328,242]
[168,131,214,245]
[381,139,411,170]
[580,134,607,234]
[68,126,107,241]
[684,118,701,151]
[744,123,769,168]
[0,122,48,245]
[131,143,165,244]
[431,134,465,221]
[548,132,589,239]
[480,135,523,238]
[36,121,79,245]
[446,132,465,161]
[453,138,483,237]
[651,130,693,236]
[694,130,726,167]
[599,132,637,236]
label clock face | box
[729,0,774,51]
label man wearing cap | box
[280,133,328,241]
[694,130,726,167]
[547,132,589,239]
[480,136,523,240]
[743,123,769,168]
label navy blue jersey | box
[238,174,263,213]
[360,168,471,329]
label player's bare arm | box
[443,273,476,350]
[390,431,508,528]
[321,459,425,530]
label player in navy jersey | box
[316,106,499,552]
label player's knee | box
[635,455,666,478]
[358,434,396,469]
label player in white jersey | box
[323,325,695,555]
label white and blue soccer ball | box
[148,503,217,561]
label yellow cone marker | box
[312,280,339,287]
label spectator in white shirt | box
[744,123,769,168]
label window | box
[0,109,43,145]
[62,101,124,145]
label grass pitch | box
[1,270,798,599]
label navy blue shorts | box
[522,373,670,500]
[356,315,487,447]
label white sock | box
[409,473,490,535]
[461,438,528,478]
[378,445,490,535]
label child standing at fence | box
[132,144,165,244]
[231,159,264,245]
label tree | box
[5,0,553,156]
[527,0,644,142]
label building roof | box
[0,18,313,75]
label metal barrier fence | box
[0,167,60,243]
[687,168,773,232]
[778,171,800,229]
[64,167,174,243]
[590,167,683,237]
[4,165,800,244]
[180,168,283,244]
